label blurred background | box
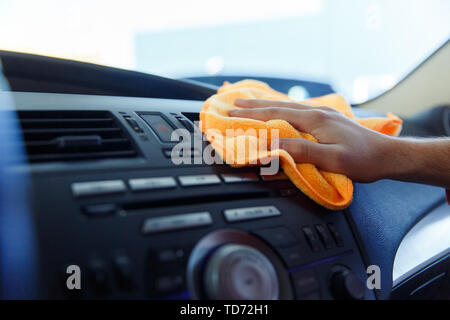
[0,0,449,103]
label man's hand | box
[229,98,450,187]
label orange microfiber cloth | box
[200,80,402,210]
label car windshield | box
[1,0,449,103]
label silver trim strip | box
[393,202,450,287]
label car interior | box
[0,1,449,301]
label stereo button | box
[302,226,321,252]
[327,223,344,247]
[224,206,281,223]
[123,116,144,133]
[221,173,259,183]
[142,212,212,234]
[315,224,334,249]
[177,118,195,132]
[178,175,221,187]
[72,180,126,198]
[140,114,175,143]
[129,177,176,191]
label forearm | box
[382,137,450,188]
[229,99,450,187]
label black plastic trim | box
[0,51,216,101]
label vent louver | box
[15,110,138,163]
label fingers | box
[235,98,313,110]
[275,138,338,170]
[229,107,324,133]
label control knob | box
[203,244,279,300]
[331,269,365,300]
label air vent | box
[15,110,138,163]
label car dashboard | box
[1,91,376,300]
[0,52,448,300]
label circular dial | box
[203,244,279,300]
[331,269,365,300]
[186,229,292,300]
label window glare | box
[0,0,449,103]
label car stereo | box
[8,100,375,300]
